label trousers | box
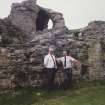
[46,68,56,90]
[63,68,72,89]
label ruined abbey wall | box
[0,0,105,89]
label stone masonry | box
[0,0,105,89]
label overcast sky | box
[0,0,105,29]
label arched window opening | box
[36,9,49,31]
[48,19,53,29]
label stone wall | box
[8,0,39,42]
[8,0,65,43]
[0,0,105,89]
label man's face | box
[49,48,54,54]
[63,51,67,56]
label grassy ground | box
[0,80,105,105]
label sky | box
[0,0,105,29]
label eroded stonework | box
[0,0,105,89]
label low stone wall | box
[0,46,81,89]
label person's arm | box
[70,56,80,65]
[44,56,48,67]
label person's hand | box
[56,58,61,63]
[75,60,80,66]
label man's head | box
[63,50,69,56]
[63,51,67,56]
[48,46,54,54]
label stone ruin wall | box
[0,0,105,89]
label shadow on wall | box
[36,9,51,31]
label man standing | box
[59,50,79,90]
[44,46,57,90]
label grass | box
[0,80,105,105]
